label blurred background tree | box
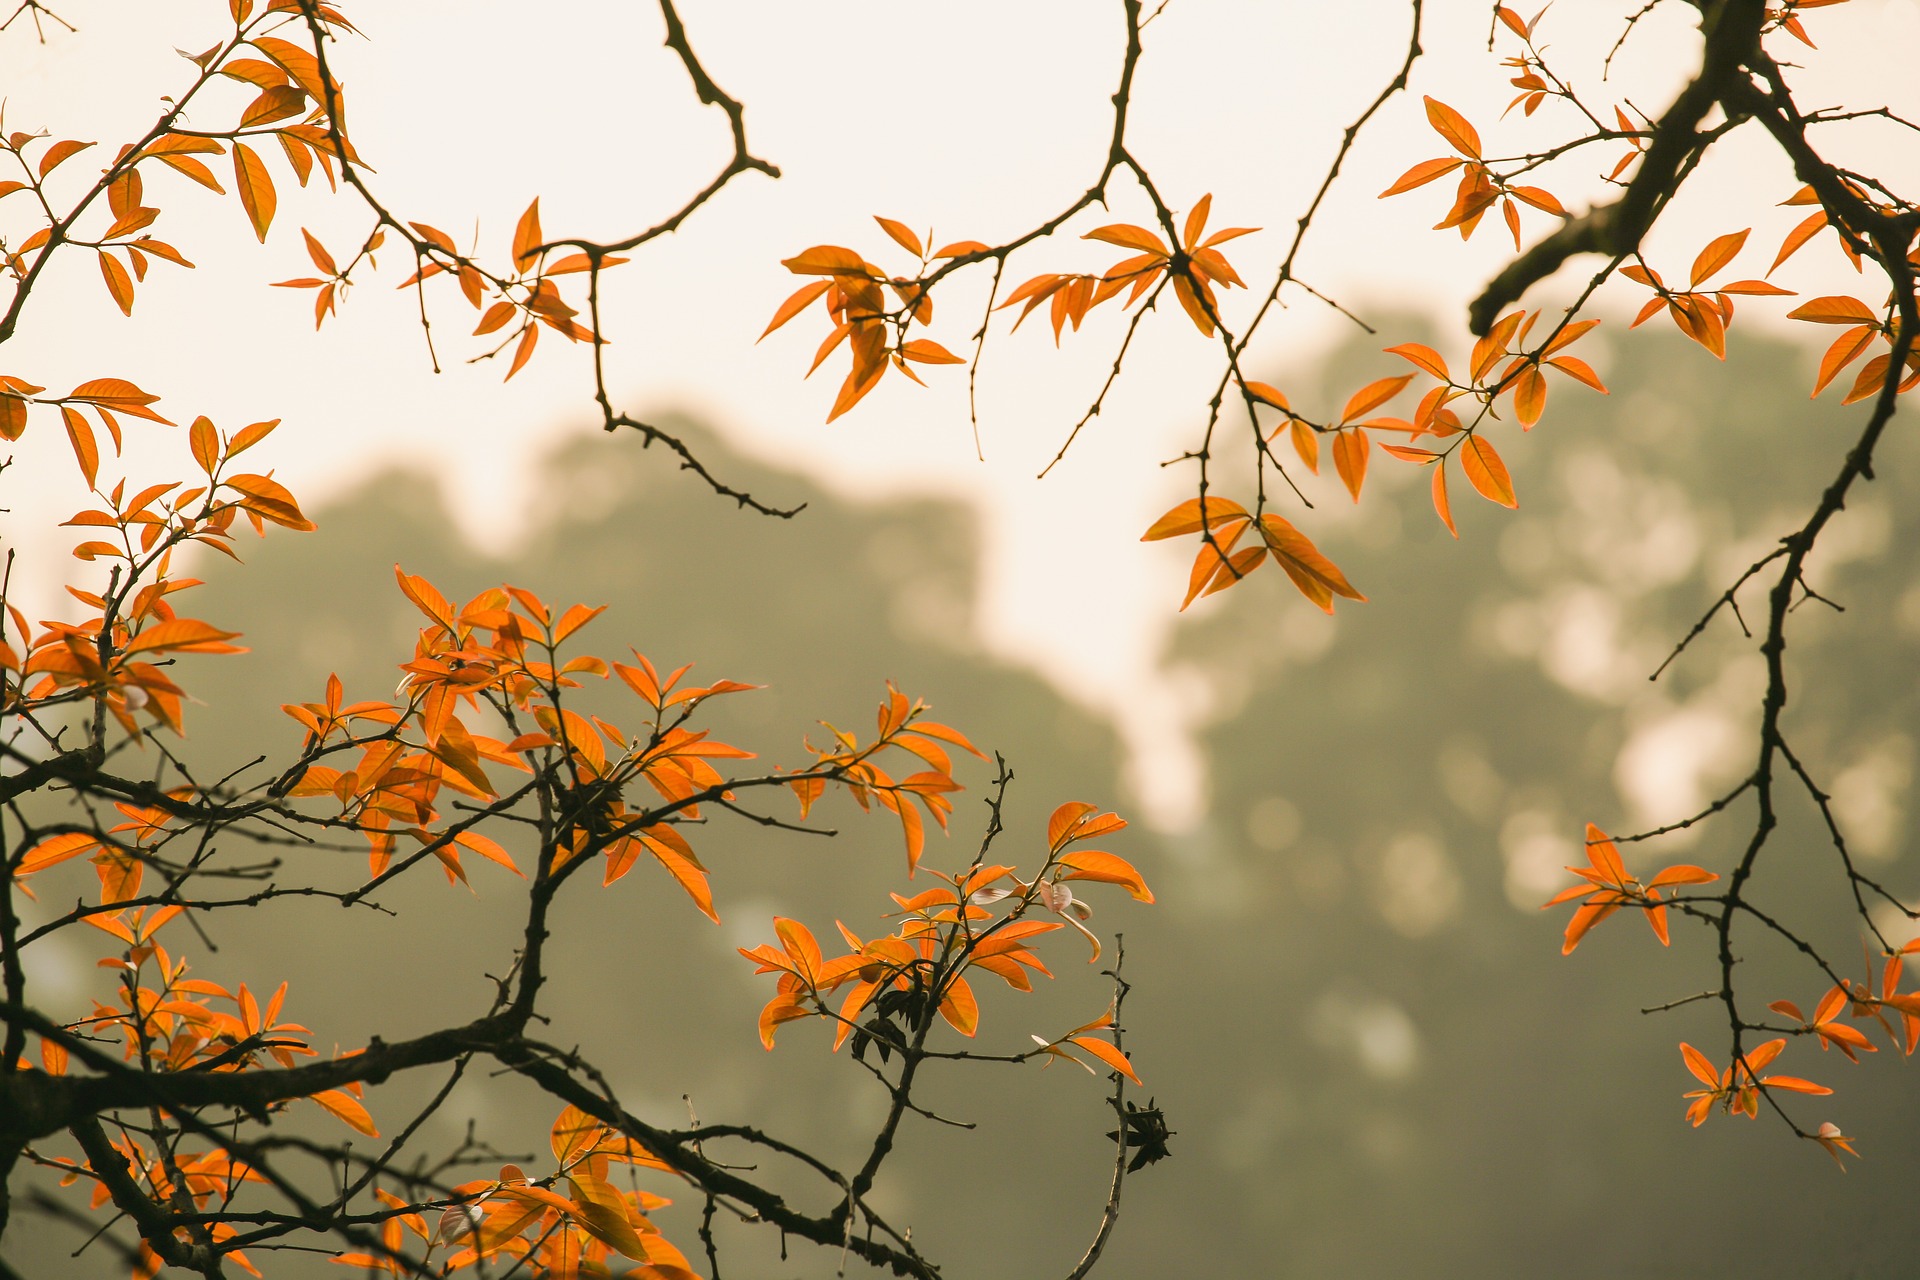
[17,320,1911,1278]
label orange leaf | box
[225,473,315,531]
[1332,428,1368,502]
[1460,435,1517,507]
[1811,325,1877,397]
[1257,514,1365,613]
[1689,229,1749,286]
[506,324,539,380]
[1057,849,1154,902]
[1384,343,1449,381]
[1787,295,1877,325]
[232,142,276,242]
[61,406,98,489]
[760,280,832,339]
[1139,495,1248,541]
[1069,1036,1142,1085]
[1424,97,1482,158]
[98,253,135,316]
[512,197,543,267]
[899,338,964,365]
[1512,365,1547,427]
[1082,223,1166,255]
[1770,209,1828,273]
[937,974,979,1036]
[1431,461,1457,538]
[874,216,924,257]
[1378,156,1464,198]
[37,138,94,178]
[1339,374,1413,423]
[123,618,244,656]
[309,1089,378,1136]
[1546,355,1607,392]
[782,245,870,277]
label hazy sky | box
[5,0,1915,823]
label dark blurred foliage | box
[13,324,1919,1279]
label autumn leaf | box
[233,142,276,241]
[1459,435,1516,507]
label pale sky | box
[4,0,1915,825]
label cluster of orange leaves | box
[997,195,1254,341]
[1,2,358,321]
[1379,95,1569,250]
[1142,307,1605,611]
[12,912,374,1279]
[741,801,1150,1084]
[0,412,311,736]
[337,1107,697,1280]
[3,0,608,393]
[761,195,1254,423]
[760,219,977,421]
[1545,825,1920,1165]
[278,196,616,376]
